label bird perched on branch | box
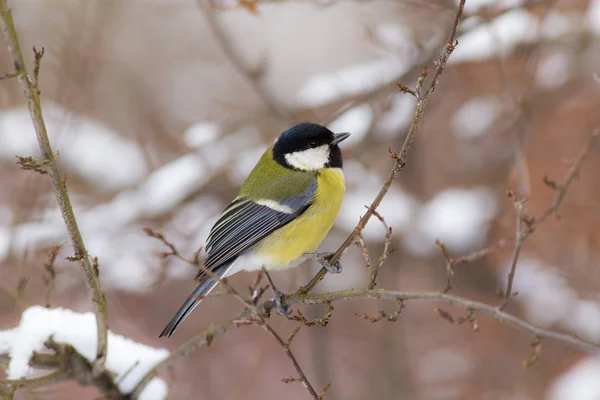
[160,122,350,337]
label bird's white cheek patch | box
[285,145,329,171]
[256,199,294,214]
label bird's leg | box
[304,252,342,274]
[262,268,291,316]
[273,289,291,317]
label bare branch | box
[133,282,599,398]
[287,302,334,327]
[1,341,123,399]
[0,0,108,376]
[435,239,454,293]
[367,209,393,289]
[355,299,404,323]
[284,289,599,353]
[298,0,467,295]
[263,324,321,400]
[500,130,599,308]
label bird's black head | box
[272,122,350,171]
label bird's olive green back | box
[238,146,316,201]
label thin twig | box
[452,238,511,265]
[299,0,467,295]
[435,239,454,293]
[143,228,258,313]
[500,131,599,308]
[262,324,321,400]
[1,341,123,399]
[285,289,599,353]
[368,209,393,289]
[0,0,108,376]
[500,193,527,306]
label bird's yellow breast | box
[254,168,345,267]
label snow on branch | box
[0,307,168,400]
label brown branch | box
[285,289,599,353]
[262,324,322,400]
[131,282,599,398]
[367,209,393,289]
[500,192,527,306]
[1,341,123,399]
[0,0,108,376]
[298,0,467,295]
[355,299,404,323]
[452,238,511,265]
[500,131,599,308]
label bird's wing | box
[198,175,317,279]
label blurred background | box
[1,0,600,399]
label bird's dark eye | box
[309,140,318,148]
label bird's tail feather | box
[159,266,228,338]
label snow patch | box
[587,0,600,36]
[0,103,146,189]
[536,52,570,89]
[338,161,419,240]
[452,96,501,139]
[451,9,538,63]
[549,357,600,400]
[0,306,168,399]
[375,24,413,49]
[377,94,415,137]
[296,57,410,107]
[327,104,373,146]
[404,187,497,256]
[184,122,220,148]
[419,347,473,383]
[499,258,577,326]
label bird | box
[159,122,350,338]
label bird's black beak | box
[332,132,351,145]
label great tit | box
[159,122,350,337]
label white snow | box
[0,306,168,399]
[566,300,600,342]
[232,146,266,184]
[404,187,497,256]
[184,122,220,149]
[327,103,373,146]
[375,24,413,50]
[338,161,420,241]
[418,347,473,383]
[0,227,10,261]
[451,9,538,63]
[5,127,259,292]
[376,94,415,137]
[549,357,600,400]
[0,103,146,190]
[452,96,501,139]
[536,52,571,89]
[137,153,206,216]
[296,57,411,107]
[501,258,577,326]
[460,0,497,13]
[499,257,600,341]
[587,0,600,36]
[540,11,581,40]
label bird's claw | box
[273,289,291,317]
[307,252,342,274]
